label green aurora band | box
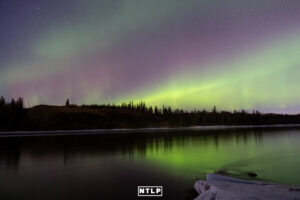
[1,0,300,113]
[118,30,300,113]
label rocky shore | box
[194,173,300,200]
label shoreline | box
[194,173,300,200]
[1,124,300,137]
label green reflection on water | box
[134,130,300,185]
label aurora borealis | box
[1,0,300,113]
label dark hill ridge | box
[1,98,300,131]
[17,105,167,131]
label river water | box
[0,127,300,199]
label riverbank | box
[1,104,300,131]
[194,173,300,200]
[1,124,300,137]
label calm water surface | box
[0,128,300,199]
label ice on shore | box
[194,173,300,200]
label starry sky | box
[1,0,300,113]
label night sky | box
[1,0,300,113]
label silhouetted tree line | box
[1,97,300,131]
[78,100,300,127]
[0,96,24,129]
